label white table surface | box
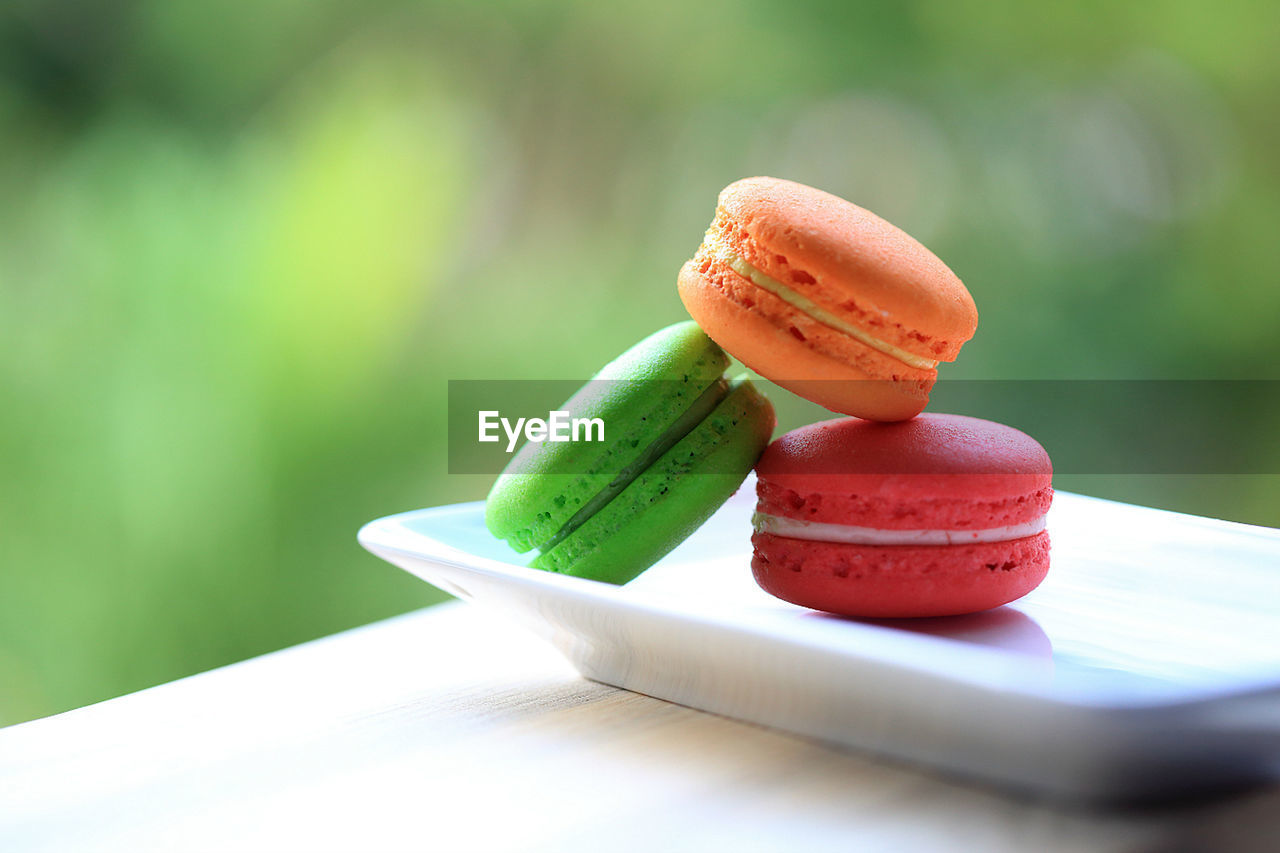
[2,601,1278,853]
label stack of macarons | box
[486,176,1052,617]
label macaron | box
[486,321,775,585]
[678,177,978,421]
[751,414,1052,618]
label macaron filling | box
[700,229,939,371]
[534,376,732,554]
[752,512,1047,546]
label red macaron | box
[752,414,1053,618]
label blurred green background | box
[2,0,1278,726]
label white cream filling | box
[752,512,1047,546]
[703,229,939,370]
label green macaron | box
[485,321,775,584]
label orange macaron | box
[678,177,978,421]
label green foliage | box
[2,0,1278,725]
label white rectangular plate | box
[358,484,1280,801]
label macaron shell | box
[534,378,774,584]
[716,177,977,359]
[486,321,729,553]
[754,414,1054,505]
[679,259,929,421]
[752,530,1051,618]
[757,477,1054,530]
